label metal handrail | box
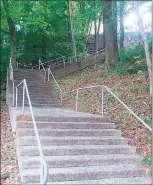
[48,68,63,105]
[14,79,48,184]
[15,49,105,70]
[63,84,152,132]
[38,59,47,82]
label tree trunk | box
[134,2,152,96]
[42,37,47,60]
[103,0,118,69]
[112,1,118,60]
[94,1,98,53]
[2,0,16,67]
[119,1,124,50]
[7,16,16,67]
[69,0,77,61]
[97,18,101,36]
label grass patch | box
[142,156,151,165]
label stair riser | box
[18,138,127,146]
[17,130,121,137]
[15,88,54,92]
[19,147,135,157]
[15,100,60,104]
[16,122,115,129]
[20,157,141,169]
[18,91,59,99]
[16,116,109,122]
[15,96,59,100]
[22,169,145,183]
[16,104,60,108]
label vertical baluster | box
[101,86,104,117]
[16,88,18,107]
[63,57,66,76]
[76,89,79,111]
[22,80,25,115]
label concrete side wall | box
[51,54,105,78]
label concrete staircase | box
[10,69,151,184]
[13,69,61,107]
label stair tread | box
[20,164,146,175]
[19,145,135,150]
[20,154,142,161]
[46,177,151,184]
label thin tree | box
[68,0,77,61]
[119,1,125,50]
[103,0,118,69]
[134,2,152,96]
[1,0,16,67]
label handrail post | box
[94,52,97,62]
[76,89,79,111]
[47,68,50,82]
[63,57,66,76]
[9,57,11,68]
[39,59,40,70]
[85,55,87,64]
[40,155,43,183]
[22,80,25,115]
[16,88,18,108]
[101,86,104,117]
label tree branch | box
[0,28,10,35]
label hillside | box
[57,62,152,166]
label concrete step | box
[16,94,59,100]
[16,99,60,104]
[16,93,58,97]
[18,145,136,157]
[16,103,60,107]
[14,76,43,80]
[17,128,121,137]
[16,86,53,91]
[14,83,50,88]
[16,97,61,103]
[18,136,127,146]
[16,121,116,129]
[16,115,108,122]
[19,154,142,169]
[47,177,151,185]
[20,164,145,183]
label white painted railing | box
[8,58,48,184]
[63,85,152,132]
[38,59,47,82]
[14,79,48,184]
[48,67,63,106]
[15,49,105,70]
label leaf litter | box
[1,108,21,184]
[57,62,152,167]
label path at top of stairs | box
[13,107,151,185]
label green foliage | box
[132,86,138,92]
[142,117,152,128]
[143,85,150,92]
[112,45,149,76]
[1,0,103,84]
[143,71,149,79]
[142,156,151,164]
[129,100,136,105]
[144,135,151,143]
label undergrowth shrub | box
[111,44,148,76]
